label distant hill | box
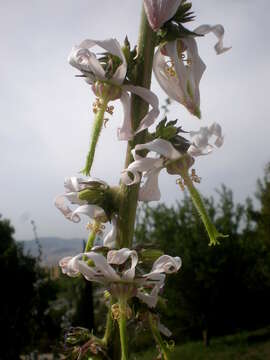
[20,237,85,266]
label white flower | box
[188,122,224,157]
[143,0,183,31]
[153,24,230,118]
[54,176,116,248]
[154,37,205,118]
[60,248,181,308]
[121,138,182,202]
[69,38,159,141]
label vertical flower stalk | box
[84,219,102,252]
[118,299,129,360]
[117,6,157,249]
[149,313,171,360]
[102,299,114,347]
[82,97,109,176]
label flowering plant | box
[56,1,230,359]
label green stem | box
[116,5,156,248]
[102,298,114,346]
[149,314,170,360]
[84,227,97,253]
[82,98,109,176]
[118,300,128,360]
[180,170,228,246]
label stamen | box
[190,169,201,184]
[86,221,105,235]
[92,98,103,114]
[111,303,132,320]
[104,118,109,127]
[106,105,114,115]
[176,178,185,191]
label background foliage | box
[1,163,270,357]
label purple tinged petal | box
[144,0,183,31]
[54,195,81,223]
[107,248,138,280]
[151,255,182,274]
[59,256,79,277]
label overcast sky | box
[1,0,269,241]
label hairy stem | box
[82,98,109,176]
[117,6,156,248]
[84,226,97,253]
[102,300,114,347]
[118,300,128,360]
[180,170,228,246]
[149,314,170,360]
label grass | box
[131,327,270,360]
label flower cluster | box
[60,248,181,308]
[56,1,231,353]
[69,38,159,141]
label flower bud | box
[144,0,183,31]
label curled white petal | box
[144,0,183,31]
[194,24,231,55]
[71,204,106,222]
[78,38,127,84]
[188,122,224,156]
[60,248,181,308]
[123,85,160,135]
[59,256,79,277]
[118,91,133,141]
[121,158,163,186]
[135,138,181,160]
[151,255,182,274]
[103,216,117,249]
[54,195,81,223]
[68,46,105,82]
[139,167,163,202]
[69,38,126,85]
[107,248,138,280]
[64,176,108,192]
[136,286,159,308]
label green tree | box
[0,215,60,358]
[135,185,270,344]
